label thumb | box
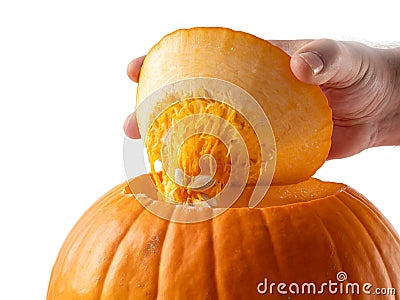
[290,39,362,86]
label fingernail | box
[298,52,324,75]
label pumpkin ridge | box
[314,193,397,287]
[66,187,124,247]
[155,211,173,299]
[341,188,400,243]
[339,189,400,250]
[259,209,282,279]
[99,201,146,299]
[47,187,122,299]
[210,217,220,299]
[307,198,345,277]
[338,196,395,289]
[49,186,125,296]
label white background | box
[1,1,399,299]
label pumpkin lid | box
[134,27,332,204]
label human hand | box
[124,39,400,159]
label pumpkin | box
[47,28,400,299]
[47,175,400,299]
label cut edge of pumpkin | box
[124,173,346,210]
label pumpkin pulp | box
[145,97,262,204]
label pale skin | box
[124,39,400,159]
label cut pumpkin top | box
[136,27,332,203]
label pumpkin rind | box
[47,178,400,299]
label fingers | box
[289,39,364,86]
[125,56,144,138]
[125,56,145,139]
[127,55,146,83]
[123,112,141,139]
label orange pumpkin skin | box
[47,178,400,300]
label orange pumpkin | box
[47,175,400,299]
[47,28,400,299]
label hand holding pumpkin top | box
[124,39,400,159]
